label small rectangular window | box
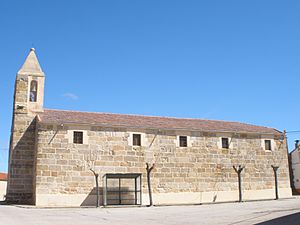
[73,131,83,144]
[222,138,229,149]
[265,140,272,150]
[179,136,187,147]
[133,134,141,146]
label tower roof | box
[18,48,44,75]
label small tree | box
[267,135,286,200]
[146,163,155,206]
[89,168,100,207]
[144,131,160,206]
[84,149,100,208]
[271,165,279,200]
[229,134,246,202]
[233,165,245,202]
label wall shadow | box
[80,187,103,207]
[6,118,36,204]
[255,212,300,225]
[81,187,138,206]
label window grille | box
[179,136,187,147]
[73,131,83,144]
[133,134,141,146]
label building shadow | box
[80,187,104,207]
[6,118,36,205]
[81,186,137,206]
[255,212,300,225]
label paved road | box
[1,197,300,225]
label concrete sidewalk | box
[1,197,300,225]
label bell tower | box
[6,48,45,204]
[14,47,45,113]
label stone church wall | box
[35,124,291,206]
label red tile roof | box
[0,173,7,181]
[37,109,282,135]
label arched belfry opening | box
[30,80,38,102]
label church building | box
[6,49,292,206]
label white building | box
[290,140,300,193]
[0,173,7,201]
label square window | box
[73,131,83,144]
[133,134,141,146]
[179,136,187,147]
[222,138,229,149]
[265,140,272,150]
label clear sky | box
[0,1,300,172]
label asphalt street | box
[1,197,300,225]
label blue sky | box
[0,1,300,172]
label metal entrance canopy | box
[103,173,142,206]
